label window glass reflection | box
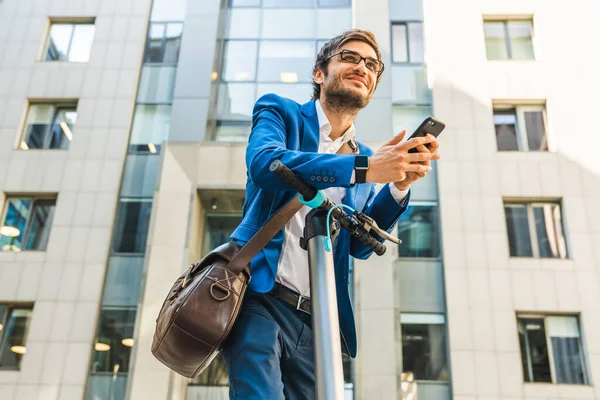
[401,314,448,381]
[45,23,95,62]
[217,83,256,120]
[504,204,533,257]
[222,41,258,81]
[258,41,315,82]
[0,198,55,252]
[261,10,315,39]
[0,307,33,369]
[226,9,261,38]
[112,199,152,254]
[397,204,439,258]
[138,66,177,104]
[102,257,145,307]
[91,308,136,373]
[129,105,172,153]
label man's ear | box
[314,68,324,84]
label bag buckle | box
[296,294,311,314]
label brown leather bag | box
[151,140,357,378]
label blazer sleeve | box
[246,94,356,191]
[350,184,411,260]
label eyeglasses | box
[327,49,385,75]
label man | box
[222,29,440,399]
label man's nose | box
[353,60,368,75]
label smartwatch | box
[354,155,369,184]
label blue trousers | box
[222,289,316,399]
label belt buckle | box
[296,294,311,314]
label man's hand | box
[394,131,440,190]
[366,130,440,185]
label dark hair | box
[311,29,383,100]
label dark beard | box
[323,72,369,114]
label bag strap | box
[227,138,358,273]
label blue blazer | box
[231,93,410,357]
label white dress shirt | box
[275,100,409,297]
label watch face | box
[355,156,369,169]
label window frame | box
[0,196,57,252]
[0,304,34,371]
[43,20,96,62]
[19,102,78,151]
[517,313,590,385]
[483,18,535,61]
[493,103,550,152]
[390,21,424,65]
[504,200,569,259]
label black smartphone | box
[406,117,445,153]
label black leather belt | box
[269,283,311,315]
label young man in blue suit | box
[222,29,440,399]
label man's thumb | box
[385,130,406,146]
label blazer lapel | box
[300,100,319,153]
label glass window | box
[21,103,77,150]
[484,20,534,60]
[137,66,177,104]
[401,314,448,381]
[150,0,186,21]
[316,9,351,39]
[217,83,256,120]
[0,306,33,369]
[508,20,534,60]
[215,121,252,142]
[518,315,588,384]
[112,199,152,254]
[226,9,262,39]
[45,23,96,62]
[494,109,519,151]
[392,24,408,63]
[1,198,56,252]
[391,65,430,104]
[318,0,351,6]
[494,105,548,151]
[261,9,315,39]
[222,41,258,82]
[262,0,314,7]
[524,110,548,151]
[532,204,567,259]
[397,204,439,258]
[504,202,568,259]
[90,308,136,374]
[504,204,533,257]
[144,23,183,64]
[85,375,128,400]
[102,257,144,307]
[408,23,424,63]
[392,23,423,64]
[258,41,315,83]
[129,105,172,154]
[120,155,160,197]
[393,105,432,135]
[484,21,508,60]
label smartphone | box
[406,117,446,153]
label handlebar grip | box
[352,228,386,256]
[269,160,317,200]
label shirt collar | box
[315,99,356,144]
